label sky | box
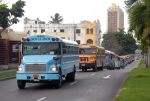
[4,0,128,33]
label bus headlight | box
[50,65,58,72]
[18,65,23,71]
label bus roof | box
[105,50,118,56]
[62,39,78,45]
[22,34,78,45]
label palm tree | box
[125,0,150,67]
[49,13,63,24]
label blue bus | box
[16,34,79,89]
[103,50,116,70]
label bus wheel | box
[54,69,62,89]
[66,70,75,82]
[53,79,62,89]
[100,67,103,71]
[97,67,100,71]
[81,68,84,72]
[93,63,97,72]
[93,66,97,72]
[17,80,26,89]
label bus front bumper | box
[79,63,95,69]
[16,73,60,81]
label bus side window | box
[62,44,66,54]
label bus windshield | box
[80,48,96,54]
[22,42,61,55]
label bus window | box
[22,42,61,55]
[80,48,96,54]
[62,43,66,54]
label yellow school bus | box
[79,44,105,72]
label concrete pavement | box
[0,60,140,101]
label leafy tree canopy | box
[102,30,137,55]
[125,0,150,53]
[0,0,25,38]
[49,13,63,24]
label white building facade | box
[24,17,101,46]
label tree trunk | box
[144,53,147,67]
[148,46,150,67]
[145,46,150,68]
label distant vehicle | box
[16,34,79,89]
[79,44,105,72]
[119,56,128,68]
[103,50,116,70]
[103,50,126,70]
[123,54,134,64]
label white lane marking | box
[103,75,111,79]
[37,97,47,101]
[91,73,96,76]
[70,81,78,86]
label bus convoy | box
[16,34,134,89]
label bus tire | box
[17,80,26,89]
[93,63,97,72]
[53,80,62,89]
[66,70,75,82]
[93,67,96,72]
[54,69,62,89]
[97,67,100,71]
[100,67,103,71]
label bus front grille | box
[25,64,46,72]
[80,57,88,62]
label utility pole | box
[74,24,76,41]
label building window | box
[61,37,65,39]
[60,29,64,32]
[90,28,93,34]
[33,30,37,33]
[54,30,57,32]
[76,29,80,33]
[35,21,37,24]
[87,39,93,44]
[77,33,80,36]
[41,29,45,33]
[86,28,89,34]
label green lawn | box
[115,60,150,101]
[0,69,17,80]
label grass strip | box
[0,69,17,80]
[115,60,150,101]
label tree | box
[125,0,150,51]
[125,0,150,67]
[49,13,63,24]
[0,0,25,38]
[102,31,137,55]
[102,33,122,55]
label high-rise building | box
[107,3,124,33]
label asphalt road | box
[0,60,140,101]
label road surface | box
[0,60,140,101]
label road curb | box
[0,76,15,81]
